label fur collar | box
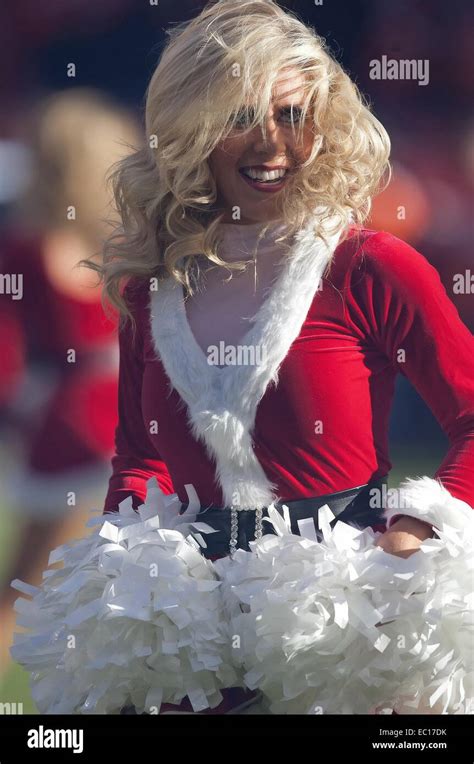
[149,212,347,510]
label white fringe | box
[11,478,474,714]
[10,480,240,714]
[214,498,474,715]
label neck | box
[216,219,291,263]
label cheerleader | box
[11,0,474,715]
[1,90,139,670]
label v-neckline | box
[149,211,347,510]
[178,247,289,380]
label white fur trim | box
[384,476,474,532]
[149,211,347,510]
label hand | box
[375,515,434,559]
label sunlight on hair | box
[90,0,391,320]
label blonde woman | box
[11,0,474,716]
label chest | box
[140,222,385,509]
[183,252,284,359]
[142,280,386,433]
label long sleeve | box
[0,247,25,411]
[103,282,175,513]
[0,303,25,411]
[345,231,474,527]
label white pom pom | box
[10,483,240,714]
[216,504,474,714]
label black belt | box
[181,477,388,559]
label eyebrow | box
[236,103,305,113]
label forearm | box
[375,515,434,558]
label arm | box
[375,515,434,558]
[0,247,26,413]
[0,304,25,411]
[346,232,474,555]
[103,282,175,513]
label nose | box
[251,113,287,154]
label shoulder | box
[119,277,154,346]
[336,226,430,270]
[122,276,153,322]
[123,276,152,308]
[331,226,442,297]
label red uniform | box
[1,233,119,512]
[0,297,24,410]
[104,227,474,517]
[11,224,474,716]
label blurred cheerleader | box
[10,1,474,715]
[0,90,139,670]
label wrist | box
[389,514,434,540]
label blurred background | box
[0,0,472,711]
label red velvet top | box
[1,234,117,364]
[103,228,474,514]
[0,234,119,469]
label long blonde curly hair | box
[90,0,390,318]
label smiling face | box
[208,69,315,225]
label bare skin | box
[375,514,434,558]
[208,68,315,225]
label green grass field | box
[0,448,441,713]
[0,497,38,712]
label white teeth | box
[241,168,287,182]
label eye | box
[279,106,305,124]
[231,107,257,129]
